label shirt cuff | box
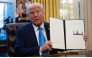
[39,47,42,55]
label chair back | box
[5,22,29,57]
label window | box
[0,1,14,40]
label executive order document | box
[49,17,86,50]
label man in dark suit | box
[15,3,88,57]
[15,3,58,57]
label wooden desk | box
[46,52,86,57]
[34,50,92,57]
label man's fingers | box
[83,34,88,41]
[48,42,53,48]
[45,41,52,50]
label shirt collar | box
[32,23,44,31]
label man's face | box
[28,6,44,26]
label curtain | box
[31,0,59,22]
[80,0,92,50]
[59,0,79,20]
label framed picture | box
[15,0,31,22]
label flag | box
[16,6,24,14]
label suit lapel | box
[27,23,38,46]
[44,23,50,40]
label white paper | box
[49,17,65,49]
[49,17,86,50]
[65,20,86,49]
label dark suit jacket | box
[15,22,58,57]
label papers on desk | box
[49,17,86,50]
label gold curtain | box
[31,0,59,22]
[59,0,79,20]
[80,0,92,50]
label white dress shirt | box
[32,23,48,55]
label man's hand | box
[40,41,52,52]
[83,34,88,41]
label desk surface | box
[47,52,86,57]
[36,50,92,57]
